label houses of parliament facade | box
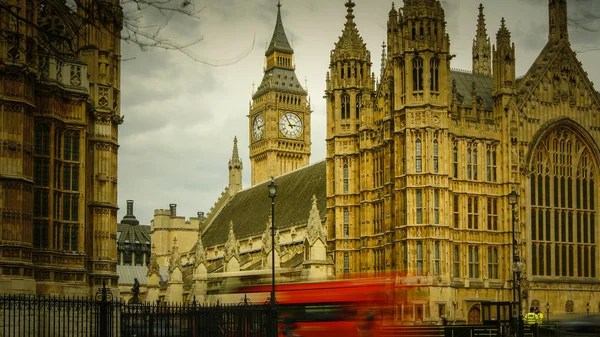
[240,0,600,320]
[0,1,122,295]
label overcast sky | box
[118,0,600,225]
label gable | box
[515,41,600,114]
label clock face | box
[279,112,303,138]
[252,115,265,140]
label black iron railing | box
[0,290,277,337]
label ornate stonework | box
[0,0,122,295]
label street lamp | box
[508,190,521,337]
[546,302,550,322]
[267,177,278,308]
[513,260,524,337]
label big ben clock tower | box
[249,1,311,186]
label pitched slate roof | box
[202,161,326,248]
[450,70,493,110]
[117,223,151,245]
[252,67,307,99]
[266,3,293,55]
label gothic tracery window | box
[413,57,424,91]
[416,189,423,224]
[530,128,597,278]
[416,138,422,172]
[430,58,439,92]
[433,139,439,173]
[343,162,349,194]
[343,208,349,238]
[453,143,458,178]
[341,93,350,119]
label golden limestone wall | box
[326,0,600,323]
[0,0,122,295]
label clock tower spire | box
[249,1,311,186]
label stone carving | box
[146,249,158,276]
[70,65,81,86]
[98,87,109,107]
[565,300,574,313]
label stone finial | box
[306,194,326,244]
[194,235,206,267]
[147,249,159,277]
[224,221,239,261]
[169,237,181,272]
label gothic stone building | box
[155,0,599,323]
[0,1,122,295]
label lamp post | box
[508,190,521,337]
[514,260,524,337]
[267,177,278,307]
[546,302,550,322]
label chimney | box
[169,204,177,217]
[121,200,139,225]
[126,200,134,216]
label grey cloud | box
[118,0,600,225]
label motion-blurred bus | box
[238,277,394,337]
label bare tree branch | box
[0,0,253,66]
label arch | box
[526,117,600,171]
[341,93,350,119]
[527,117,599,278]
[430,58,440,92]
[412,57,424,91]
[467,305,481,324]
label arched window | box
[453,144,458,178]
[434,189,439,224]
[434,242,440,276]
[343,208,349,237]
[356,94,361,119]
[413,57,424,91]
[343,252,350,276]
[530,127,597,277]
[473,147,478,180]
[430,58,439,92]
[341,93,350,119]
[416,241,423,276]
[343,163,349,194]
[433,139,439,173]
[416,189,423,224]
[415,138,422,172]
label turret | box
[387,2,400,56]
[548,0,568,42]
[326,0,373,139]
[389,0,450,106]
[228,136,243,196]
[472,4,491,76]
[492,18,516,100]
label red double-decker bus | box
[238,277,395,337]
